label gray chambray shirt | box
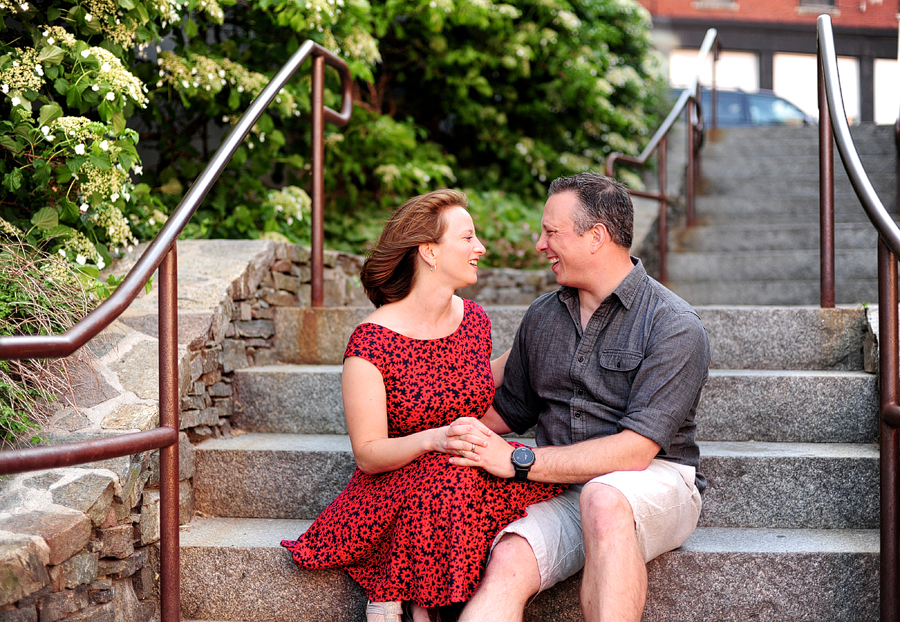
[493,258,710,493]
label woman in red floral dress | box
[280,190,565,622]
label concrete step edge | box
[180,516,879,554]
[195,433,878,458]
[180,517,879,622]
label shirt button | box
[577,389,583,395]
[578,356,584,362]
[574,412,581,418]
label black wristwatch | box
[510,446,535,482]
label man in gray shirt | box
[448,172,709,622]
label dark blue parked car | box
[672,87,816,127]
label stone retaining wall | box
[0,240,367,622]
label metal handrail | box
[0,41,352,622]
[817,14,899,622]
[605,28,719,283]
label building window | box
[797,0,839,14]
[692,0,739,11]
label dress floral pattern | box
[281,299,565,607]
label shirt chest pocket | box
[596,349,643,405]
[599,349,643,372]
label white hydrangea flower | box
[74,144,85,155]
[99,140,109,151]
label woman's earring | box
[430,262,436,272]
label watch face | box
[512,446,535,468]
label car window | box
[747,94,809,125]
[701,91,745,125]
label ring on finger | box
[471,442,476,452]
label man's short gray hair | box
[547,172,634,249]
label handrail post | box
[895,116,899,215]
[158,244,180,622]
[658,135,668,284]
[686,87,697,227]
[879,238,900,622]
[818,47,836,308]
[310,54,326,308]
[711,36,720,134]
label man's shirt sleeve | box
[616,309,710,454]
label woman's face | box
[432,206,486,289]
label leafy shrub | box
[466,190,544,270]
[133,0,663,265]
[0,2,188,273]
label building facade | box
[635,0,900,123]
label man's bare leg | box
[579,483,647,622]
[457,534,541,622]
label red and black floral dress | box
[280,299,565,608]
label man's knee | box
[580,483,635,536]
[487,533,537,573]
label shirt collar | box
[556,256,646,311]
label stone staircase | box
[181,303,881,621]
[666,124,898,305]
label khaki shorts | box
[492,459,702,593]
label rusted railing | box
[605,28,719,284]
[0,41,352,622]
[817,15,899,622]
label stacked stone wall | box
[0,240,365,622]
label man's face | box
[535,191,593,287]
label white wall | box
[874,58,900,125]
[773,53,860,124]
[669,49,759,91]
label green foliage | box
[369,0,665,200]
[134,0,663,268]
[0,0,663,272]
[0,0,204,274]
[0,238,95,447]
[466,189,544,269]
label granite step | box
[179,516,879,622]
[672,221,882,253]
[703,125,895,156]
[270,306,870,371]
[690,194,894,221]
[701,152,896,179]
[666,249,878,282]
[233,366,877,443]
[191,433,879,529]
[666,278,879,306]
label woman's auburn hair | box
[360,189,468,308]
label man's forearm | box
[526,430,661,484]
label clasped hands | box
[442,416,515,479]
